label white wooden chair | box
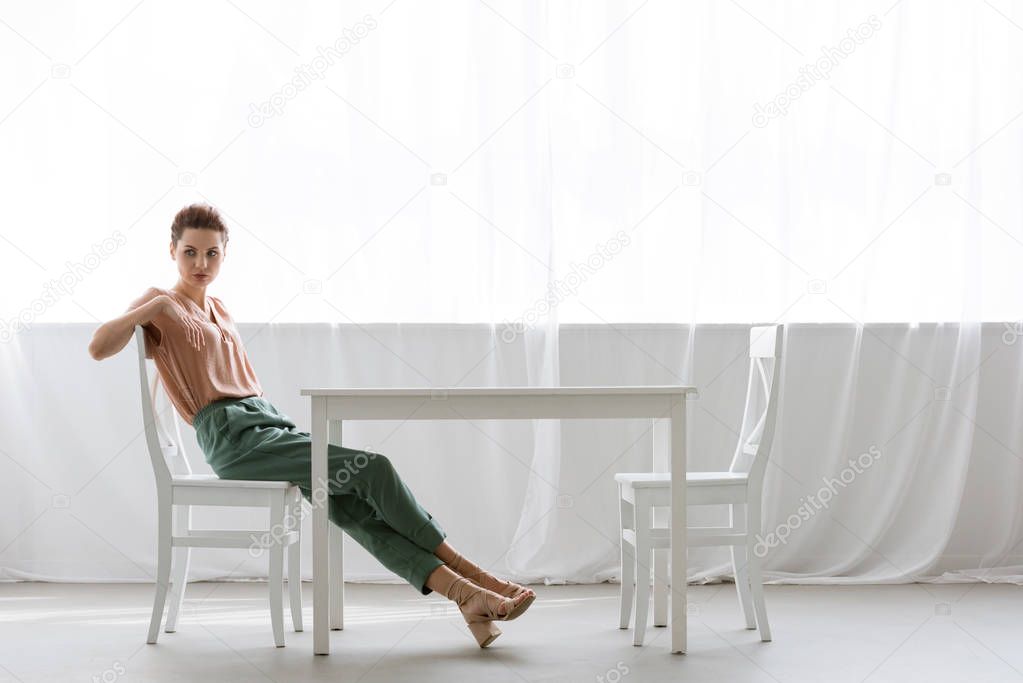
[135,326,304,647]
[615,324,784,645]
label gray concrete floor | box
[0,581,1020,682]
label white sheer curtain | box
[2,0,1022,585]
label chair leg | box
[653,546,669,626]
[747,502,771,642]
[731,545,756,630]
[165,505,192,633]
[288,490,304,632]
[165,546,191,633]
[147,504,173,644]
[329,524,345,630]
[618,486,635,630]
[269,494,286,647]
[633,493,651,647]
[730,504,756,629]
[747,549,771,641]
[620,540,636,630]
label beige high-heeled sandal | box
[444,576,525,648]
[445,554,537,618]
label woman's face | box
[171,227,226,288]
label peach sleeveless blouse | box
[140,288,263,425]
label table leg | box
[328,419,344,631]
[670,395,687,654]
[312,397,329,655]
[653,417,669,627]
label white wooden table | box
[300,385,696,655]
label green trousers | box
[193,396,447,595]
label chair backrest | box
[134,325,192,493]
[728,325,784,487]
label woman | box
[88,203,535,648]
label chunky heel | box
[444,576,523,648]
[466,620,502,648]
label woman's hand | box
[160,295,205,351]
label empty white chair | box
[135,326,304,647]
[615,324,784,646]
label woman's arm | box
[88,288,168,361]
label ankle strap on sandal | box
[444,576,475,606]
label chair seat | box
[172,474,297,490]
[614,471,748,487]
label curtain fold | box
[3,323,1022,586]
